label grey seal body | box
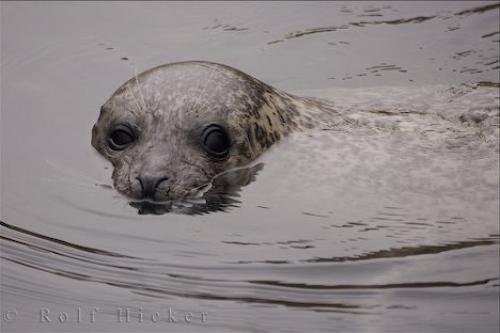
[92,61,336,204]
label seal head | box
[91,61,303,203]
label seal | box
[91,61,337,206]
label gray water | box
[1,2,499,332]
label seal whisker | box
[132,64,147,110]
[125,85,143,114]
[180,158,212,181]
[187,64,217,118]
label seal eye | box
[108,125,135,150]
[201,125,231,158]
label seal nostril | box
[136,175,169,198]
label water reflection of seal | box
[91,61,336,208]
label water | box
[1,2,499,332]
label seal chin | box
[129,201,173,215]
[124,181,212,204]
[155,181,212,202]
[128,186,210,215]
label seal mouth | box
[128,182,213,215]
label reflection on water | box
[1,219,498,306]
[1,1,499,332]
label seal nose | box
[136,175,169,199]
